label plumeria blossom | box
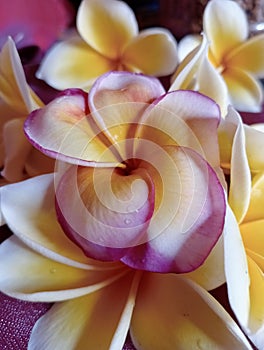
[0,0,74,50]
[0,37,54,182]
[23,71,226,273]
[171,0,264,114]
[0,72,251,350]
[36,0,178,91]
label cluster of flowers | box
[0,0,264,349]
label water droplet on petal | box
[50,268,56,274]
[124,218,131,225]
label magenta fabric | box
[0,292,136,349]
[0,0,74,50]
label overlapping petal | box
[24,89,122,166]
[28,271,140,350]
[223,68,263,113]
[0,173,119,268]
[77,0,138,59]
[121,146,225,273]
[37,33,116,91]
[0,236,126,302]
[226,34,264,77]
[130,273,252,349]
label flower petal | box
[88,71,165,160]
[244,125,264,172]
[55,164,154,260]
[183,236,225,291]
[24,89,122,166]
[131,273,252,349]
[219,107,251,223]
[177,34,202,62]
[246,255,264,333]
[240,220,264,264]
[204,0,248,64]
[224,205,250,330]
[197,54,229,117]
[244,172,264,222]
[0,37,42,113]
[28,271,138,349]
[223,67,263,112]
[136,89,221,169]
[1,173,119,269]
[0,236,127,302]
[1,118,32,182]
[121,146,225,273]
[226,34,264,77]
[170,34,207,91]
[122,28,177,76]
[77,0,138,59]
[37,33,116,91]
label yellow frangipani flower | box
[0,37,54,182]
[171,0,264,114]
[36,0,178,91]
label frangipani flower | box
[0,173,251,349]
[0,37,54,182]
[24,71,226,273]
[36,0,178,91]
[217,108,264,349]
[171,0,264,113]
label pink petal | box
[24,88,122,167]
[0,0,74,50]
[121,146,226,273]
[55,164,155,261]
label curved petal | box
[88,71,165,160]
[204,0,248,64]
[197,54,229,117]
[77,0,138,59]
[244,125,264,172]
[37,33,116,91]
[122,28,177,76]
[1,173,120,269]
[246,255,264,334]
[1,118,32,182]
[131,273,252,349]
[24,89,122,166]
[244,172,264,222]
[121,146,226,273]
[221,108,251,223]
[224,205,250,330]
[28,271,139,350]
[177,34,202,62]
[55,165,154,260]
[0,236,127,302]
[183,236,225,291]
[136,89,221,169]
[223,67,263,112]
[226,34,264,77]
[170,34,207,91]
[240,220,264,262]
[0,37,42,113]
